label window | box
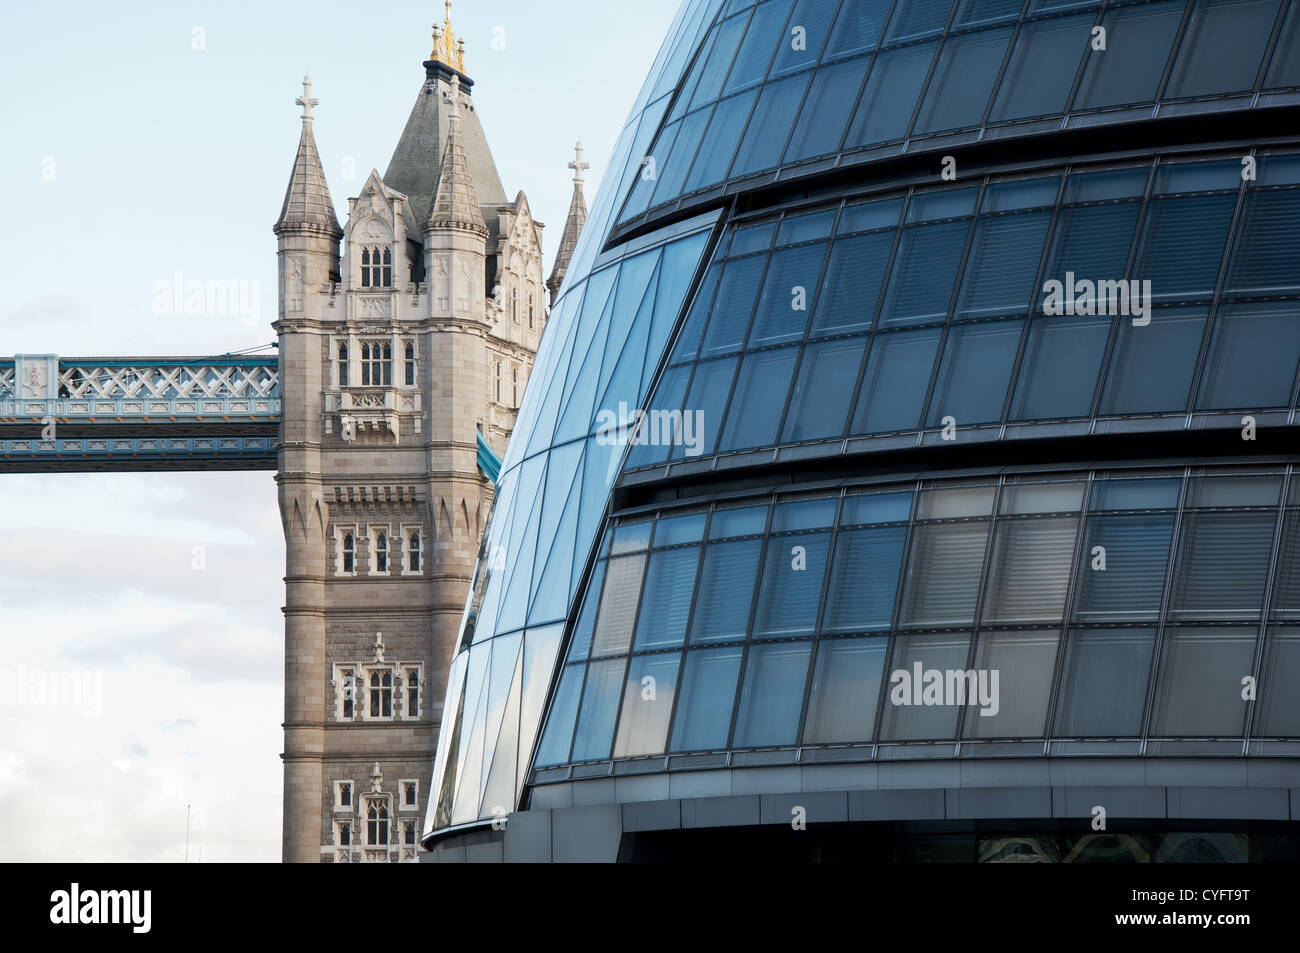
[732,641,812,748]
[401,781,418,810]
[718,347,798,451]
[612,652,682,758]
[781,338,864,443]
[811,230,892,335]
[408,532,421,573]
[1054,628,1156,736]
[337,821,352,847]
[752,530,831,638]
[511,365,519,408]
[1151,627,1257,736]
[965,630,1061,738]
[784,59,869,164]
[689,539,761,644]
[823,525,906,633]
[879,219,970,326]
[669,646,744,752]
[1009,317,1109,420]
[731,74,809,177]
[1075,514,1176,621]
[374,532,388,573]
[926,319,1024,427]
[846,42,939,147]
[1073,1,1185,110]
[360,246,393,288]
[571,658,625,762]
[403,822,417,847]
[990,14,1094,122]
[1197,304,1300,410]
[511,285,518,323]
[361,342,392,386]
[339,668,356,719]
[850,328,942,435]
[954,211,1051,318]
[1169,512,1276,621]
[404,343,415,386]
[337,780,353,810]
[982,517,1080,624]
[337,343,349,386]
[1164,0,1282,99]
[366,798,389,845]
[342,533,355,574]
[900,520,992,627]
[880,633,971,741]
[632,547,701,650]
[803,636,888,744]
[1100,310,1207,415]
[406,667,420,716]
[495,361,502,402]
[369,669,393,718]
[914,27,1014,135]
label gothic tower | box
[273,7,548,862]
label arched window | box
[338,343,349,387]
[408,531,421,572]
[366,799,389,845]
[342,533,355,574]
[361,246,392,288]
[361,247,371,288]
[375,532,388,573]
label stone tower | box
[273,7,549,863]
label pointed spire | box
[547,141,590,300]
[425,75,488,237]
[275,74,342,238]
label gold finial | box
[429,1,466,73]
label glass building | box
[423,0,1300,862]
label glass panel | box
[1100,310,1207,415]
[690,538,762,642]
[1053,628,1156,736]
[781,337,865,442]
[803,636,888,743]
[965,630,1061,738]
[769,0,839,76]
[752,531,831,637]
[884,0,951,43]
[1073,1,1186,110]
[810,230,893,335]
[914,27,1014,135]
[850,328,942,433]
[771,496,837,530]
[879,632,972,741]
[1272,513,1300,621]
[954,212,1051,317]
[678,357,738,458]
[1169,512,1275,621]
[1264,0,1300,87]
[683,91,756,192]
[907,188,978,223]
[900,522,992,627]
[613,652,683,758]
[1225,191,1300,296]
[1009,316,1109,420]
[718,346,799,450]
[990,13,1094,121]
[838,196,904,234]
[1062,166,1149,203]
[879,220,969,327]
[651,108,709,204]
[633,547,702,650]
[776,209,836,246]
[1164,0,1281,99]
[1039,204,1141,311]
[823,525,906,633]
[669,646,744,751]
[1151,627,1256,736]
[1185,474,1281,508]
[823,0,890,60]
[846,41,940,146]
[691,13,749,108]
[571,659,627,761]
[1257,628,1300,735]
[653,511,708,546]
[611,521,653,554]
[710,504,768,539]
[730,222,777,257]
[956,0,1025,27]
[748,243,828,346]
[1135,194,1236,304]
[1089,477,1182,511]
[841,490,913,524]
[981,176,1061,213]
[1197,304,1300,410]
[732,641,813,747]
[918,485,996,519]
[701,257,766,356]
[1075,513,1176,621]
[925,319,1024,427]
[723,0,792,93]
[784,57,869,162]
[1153,158,1242,193]
[535,664,584,765]
[730,73,809,176]
[982,517,1080,624]
[590,554,647,657]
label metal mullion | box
[604,547,657,762]
[1242,466,1294,749]
[1087,159,1156,421]
[768,0,850,173]
[1150,0,1197,105]
[827,0,902,154]
[872,480,925,748]
[1043,472,1099,744]
[1060,2,1112,117]
[975,2,1032,129]
[770,230,838,443]
[899,0,963,143]
[1185,153,1255,413]
[955,475,1009,746]
[1137,466,1193,748]
[707,244,778,459]
[997,171,1071,427]
[839,210,908,441]
[794,489,846,750]
[1253,0,1294,96]
[724,496,778,751]
[662,506,717,755]
[916,181,987,434]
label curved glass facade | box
[425,0,1300,849]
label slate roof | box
[274,122,342,237]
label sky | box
[0,0,683,862]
